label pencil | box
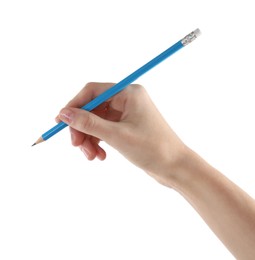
[32,28,201,146]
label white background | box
[0,0,255,259]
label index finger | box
[55,82,115,123]
[65,82,116,108]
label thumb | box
[59,107,116,141]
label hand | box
[58,83,255,259]
[58,82,187,186]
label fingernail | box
[59,108,73,124]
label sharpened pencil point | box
[32,136,45,146]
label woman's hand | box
[58,82,187,186]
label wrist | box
[165,147,216,195]
[168,147,201,191]
[146,143,195,189]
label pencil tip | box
[32,136,45,147]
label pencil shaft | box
[40,29,200,142]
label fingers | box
[56,82,124,161]
[56,82,148,163]
[55,82,116,123]
[65,82,116,108]
[95,145,106,160]
[79,135,106,161]
[69,128,106,160]
[55,82,143,122]
[69,127,85,146]
[58,107,117,143]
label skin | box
[57,82,255,259]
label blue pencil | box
[32,29,201,146]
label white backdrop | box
[0,1,255,259]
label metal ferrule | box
[181,29,201,46]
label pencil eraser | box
[194,28,201,38]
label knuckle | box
[126,84,147,100]
[84,82,96,90]
[130,84,146,93]
[132,83,143,88]
[81,82,94,93]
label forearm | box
[170,148,255,259]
